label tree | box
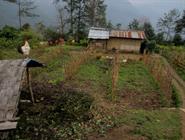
[84,0,107,27]
[116,23,122,30]
[173,34,182,46]
[57,6,68,36]
[156,32,165,44]
[157,9,180,41]
[4,0,38,29]
[128,18,140,30]
[106,20,113,29]
[143,22,155,40]
[55,0,107,41]
[75,0,86,41]
[176,10,185,34]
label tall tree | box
[157,9,180,41]
[4,0,38,29]
[84,0,107,27]
[61,0,77,36]
[57,6,68,35]
[116,23,122,30]
[106,20,114,29]
[176,10,185,34]
[128,18,140,30]
[75,0,86,41]
[143,22,155,40]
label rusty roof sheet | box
[110,30,146,40]
[88,27,109,39]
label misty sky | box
[0,0,185,28]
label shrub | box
[0,25,41,48]
[15,88,94,139]
[20,30,41,47]
[173,34,183,46]
[0,37,23,48]
[147,40,157,53]
[0,25,19,39]
[79,38,89,47]
[55,91,94,122]
[44,28,62,41]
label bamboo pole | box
[26,68,35,104]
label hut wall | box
[89,39,107,50]
[107,38,142,53]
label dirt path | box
[159,55,185,140]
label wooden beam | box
[0,122,17,131]
[26,68,35,104]
[0,117,19,123]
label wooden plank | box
[0,59,25,132]
[0,118,19,123]
[0,122,17,130]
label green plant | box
[147,40,157,53]
[172,85,182,108]
[115,110,182,140]
[79,38,89,46]
[0,25,20,39]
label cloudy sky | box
[0,0,185,28]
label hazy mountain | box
[0,0,184,28]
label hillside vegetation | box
[0,45,182,140]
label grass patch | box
[118,61,160,93]
[115,109,182,140]
[0,48,21,60]
[76,59,111,90]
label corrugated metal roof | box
[110,30,146,39]
[88,27,109,39]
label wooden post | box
[26,68,35,104]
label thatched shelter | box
[0,59,44,139]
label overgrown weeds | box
[64,50,92,80]
[143,54,172,106]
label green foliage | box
[172,85,182,108]
[44,28,62,41]
[115,109,182,140]
[143,22,156,40]
[128,18,140,30]
[79,38,89,46]
[0,25,19,39]
[173,34,183,46]
[176,10,185,33]
[156,32,165,45]
[20,29,41,47]
[0,25,41,48]
[160,45,185,81]
[157,9,180,41]
[147,40,157,53]
[21,23,31,30]
[0,37,23,48]
[55,91,94,122]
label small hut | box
[88,27,109,50]
[108,30,146,53]
[88,27,146,53]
